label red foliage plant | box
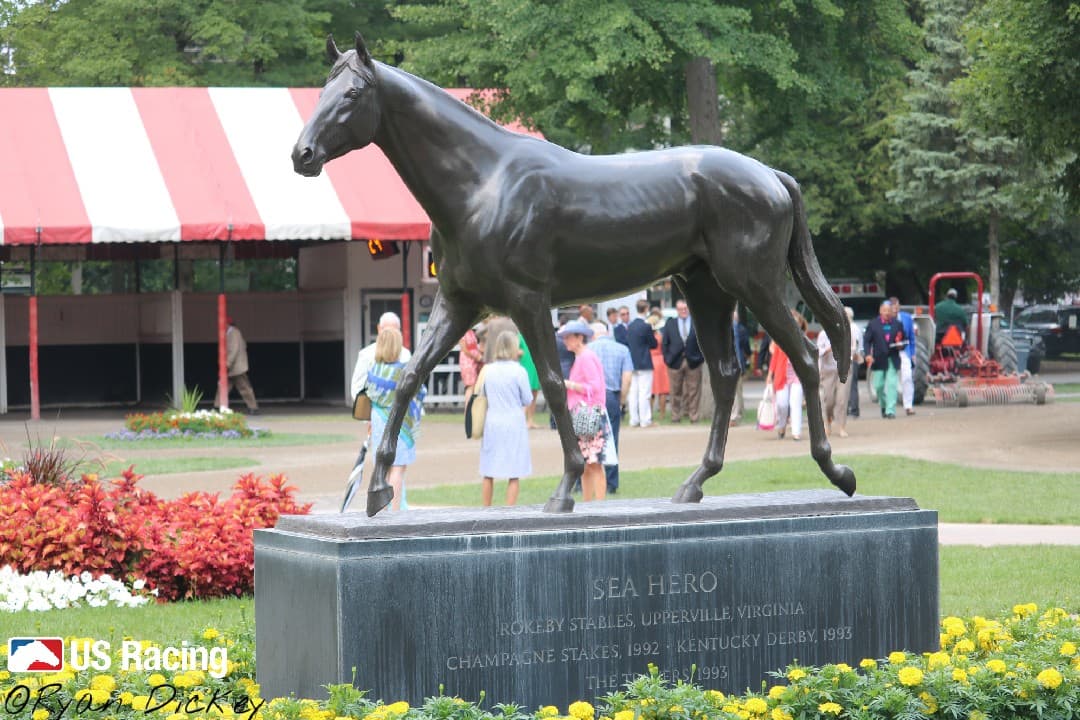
[0,467,310,600]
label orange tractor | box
[911,272,1053,406]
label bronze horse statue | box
[293,34,855,517]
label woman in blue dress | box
[366,327,426,511]
[479,330,533,506]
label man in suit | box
[626,299,658,427]
[614,305,630,346]
[662,299,704,423]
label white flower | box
[0,565,151,612]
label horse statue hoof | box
[543,496,575,514]
[672,483,704,504]
[366,486,394,517]
[832,465,856,497]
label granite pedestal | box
[255,490,938,707]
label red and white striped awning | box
[0,87,541,245]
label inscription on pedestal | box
[255,491,938,708]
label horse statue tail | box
[776,171,851,382]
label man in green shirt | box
[935,288,968,341]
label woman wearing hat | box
[558,319,612,501]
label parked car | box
[1008,326,1047,374]
[1012,305,1080,358]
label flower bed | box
[0,468,310,600]
[0,606,1074,720]
[117,409,264,439]
[0,566,154,612]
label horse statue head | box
[292,33,380,177]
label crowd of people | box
[347,295,930,511]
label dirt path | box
[3,377,1076,515]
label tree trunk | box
[987,209,1000,307]
[685,56,723,146]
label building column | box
[171,289,185,408]
[0,293,7,415]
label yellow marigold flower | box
[898,667,923,686]
[927,652,950,670]
[722,705,739,714]
[89,675,117,692]
[613,711,635,720]
[569,701,595,720]
[768,685,786,700]
[786,668,807,681]
[1042,607,1068,623]
[203,628,220,641]
[385,702,409,714]
[953,638,975,654]
[986,659,1007,674]
[737,712,750,720]
[969,712,986,720]
[667,705,683,714]
[942,616,966,636]
[174,674,199,689]
[540,707,560,718]
[952,668,968,683]
[119,691,134,705]
[131,696,152,711]
[818,702,842,715]
[0,670,9,682]
[888,651,907,665]
[859,658,877,670]
[743,698,767,714]
[1037,668,1063,690]
[33,710,50,720]
[1012,603,1037,618]
[148,673,168,687]
[770,710,792,720]
[705,690,724,702]
[918,692,938,714]
[1060,641,1077,657]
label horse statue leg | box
[747,298,856,496]
[670,267,740,503]
[510,300,583,513]
[367,290,480,516]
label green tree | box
[390,0,812,152]
[0,0,333,86]
[887,0,1060,306]
[959,0,1080,211]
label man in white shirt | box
[350,311,413,400]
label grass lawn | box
[102,456,260,476]
[0,596,253,645]
[2,547,1074,643]
[77,432,354,450]
[408,454,1080,525]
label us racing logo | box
[7,638,64,672]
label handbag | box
[571,402,605,439]
[757,384,777,431]
[465,367,488,439]
[352,390,372,421]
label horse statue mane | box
[293,33,855,517]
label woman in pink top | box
[557,320,609,501]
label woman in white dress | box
[479,330,533,506]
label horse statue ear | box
[354,31,374,69]
[326,34,341,64]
